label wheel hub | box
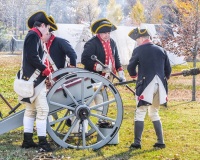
[76,104,90,120]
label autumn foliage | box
[158,0,200,59]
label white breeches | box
[24,86,49,136]
[135,84,160,121]
[24,86,49,120]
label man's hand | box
[96,64,111,73]
[118,70,126,82]
[102,66,111,73]
[68,64,75,68]
[45,78,52,89]
[45,73,54,90]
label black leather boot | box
[130,121,144,149]
[153,143,166,148]
[38,136,53,152]
[130,143,141,149]
[22,133,38,148]
[153,120,166,148]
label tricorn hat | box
[128,27,150,40]
[48,15,58,32]
[91,18,117,34]
[27,11,57,31]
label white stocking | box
[23,116,35,133]
[36,119,47,136]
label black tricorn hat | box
[27,11,57,31]
[91,18,117,34]
[48,15,58,32]
[128,27,150,40]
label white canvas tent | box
[54,23,186,66]
[54,24,91,62]
[110,26,135,65]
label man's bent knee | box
[36,107,49,120]
[24,110,36,118]
[36,110,49,120]
[149,113,160,121]
[134,110,146,121]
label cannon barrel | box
[171,68,200,77]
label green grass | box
[1,55,200,159]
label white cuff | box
[96,64,103,71]
[118,70,126,82]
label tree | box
[98,0,109,18]
[106,0,123,25]
[126,0,137,7]
[130,0,146,25]
[159,0,180,25]
[142,0,165,24]
[0,0,45,36]
[160,0,200,57]
[158,0,200,101]
[49,0,78,23]
[0,22,9,51]
[128,0,166,25]
[76,0,101,25]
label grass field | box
[0,54,200,160]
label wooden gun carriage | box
[0,67,127,150]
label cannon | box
[171,68,200,77]
[0,67,134,150]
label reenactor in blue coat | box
[81,18,126,116]
[20,11,57,152]
[127,27,171,149]
[81,18,126,81]
[42,16,77,73]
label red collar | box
[30,27,42,38]
[46,34,55,53]
[141,39,152,45]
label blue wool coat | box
[127,43,171,107]
[49,37,77,68]
[19,30,47,103]
[81,36,122,74]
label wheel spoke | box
[49,113,75,126]
[81,78,85,104]
[90,99,116,110]
[62,84,79,106]
[90,113,116,122]
[63,118,79,142]
[54,120,64,133]
[87,118,106,140]
[51,110,69,132]
[47,71,123,150]
[86,82,103,106]
[49,100,75,111]
[82,121,86,147]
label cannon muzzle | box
[171,68,200,77]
